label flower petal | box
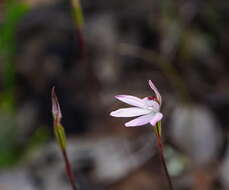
[150,112,163,126]
[110,107,151,117]
[148,80,162,104]
[142,97,160,112]
[115,95,146,108]
[125,113,155,127]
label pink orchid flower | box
[110,80,163,127]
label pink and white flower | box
[110,80,163,127]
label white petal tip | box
[125,123,144,127]
[148,80,156,89]
[110,111,117,117]
[115,95,127,99]
[124,123,135,127]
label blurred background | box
[0,0,229,189]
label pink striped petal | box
[148,80,162,104]
[115,95,146,108]
[150,112,163,126]
[125,113,155,127]
[110,107,151,117]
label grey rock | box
[170,104,222,166]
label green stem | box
[70,0,85,59]
[54,122,78,190]
[62,149,78,190]
[154,124,174,190]
[52,88,78,189]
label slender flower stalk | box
[110,80,174,190]
[51,87,78,190]
[154,122,174,190]
[70,0,85,59]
